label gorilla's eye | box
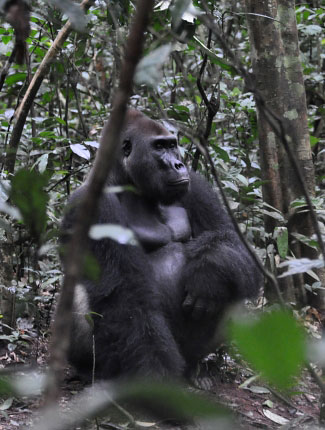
[154,141,164,150]
[122,139,132,157]
[169,141,177,149]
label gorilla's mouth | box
[167,179,189,187]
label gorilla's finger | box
[182,293,195,313]
[191,298,206,320]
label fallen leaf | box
[263,400,274,408]
[135,422,156,428]
[263,409,289,425]
[246,386,271,394]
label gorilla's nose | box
[174,162,185,170]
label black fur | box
[61,109,262,381]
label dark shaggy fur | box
[61,109,262,381]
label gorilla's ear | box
[122,139,132,157]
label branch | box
[3,0,94,174]
[45,0,155,403]
[0,48,16,92]
[192,29,220,171]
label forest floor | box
[0,336,323,430]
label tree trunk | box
[245,0,325,308]
[0,243,16,332]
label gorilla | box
[61,109,262,381]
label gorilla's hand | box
[181,259,231,320]
[181,233,239,320]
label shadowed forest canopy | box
[0,0,324,429]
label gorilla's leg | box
[92,291,186,380]
[68,284,93,375]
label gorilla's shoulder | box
[62,185,121,228]
[181,170,229,231]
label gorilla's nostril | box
[175,162,184,170]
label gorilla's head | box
[111,109,190,204]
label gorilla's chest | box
[148,205,191,286]
[121,195,191,285]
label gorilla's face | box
[121,110,190,204]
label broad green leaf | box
[263,409,289,425]
[120,382,230,420]
[278,258,324,277]
[39,131,57,138]
[1,35,12,44]
[0,397,13,411]
[274,227,288,258]
[135,44,173,87]
[291,232,319,250]
[5,73,27,86]
[0,378,13,396]
[84,140,99,148]
[310,135,319,147]
[229,311,305,389]
[212,144,230,162]
[193,36,237,75]
[70,143,90,160]
[38,154,49,173]
[10,169,49,240]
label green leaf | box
[274,227,288,258]
[310,135,319,147]
[167,105,190,122]
[0,379,13,396]
[0,397,13,411]
[38,131,57,138]
[120,382,230,421]
[193,36,237,75]
[278,258,324,277]
[5,73,27,86]
[229,311,305,389]
[135,44,173,87]
[38,154,49,173]
[1,35,12,44]
[10,169,49,241]
[211,144,230,162]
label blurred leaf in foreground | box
[229,310,305,389]
[10,169,49,241]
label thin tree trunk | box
[0,243,15,331]
[245,0,325,307]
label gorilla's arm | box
[181,172,262,319]
[61,187,148,301]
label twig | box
[306,363,325,396]
[0,47,16,93]
[192,30,220,171]
[45,0,155,404]
[47,165,88,193]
